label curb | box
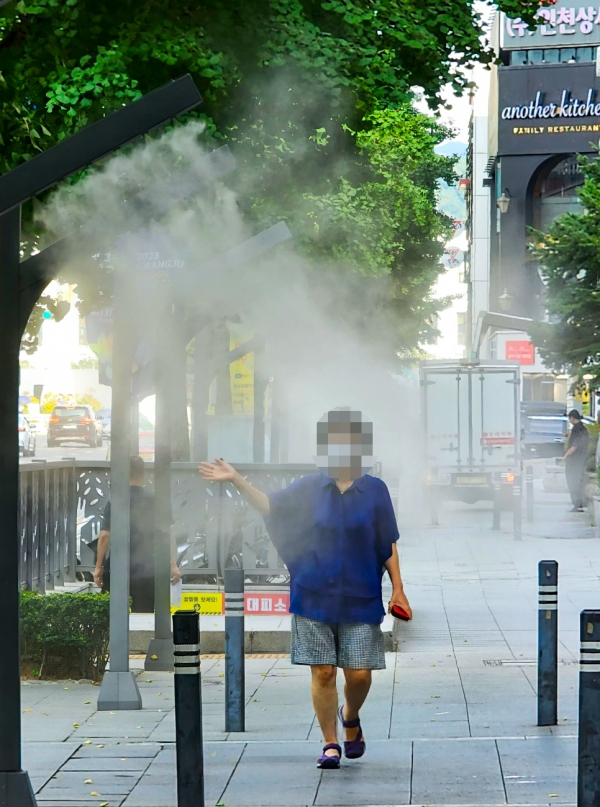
[130,629,397,655]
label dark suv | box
[47,405,103,448]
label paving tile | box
[315,740,411,806]
[498,736,577,804]
[411,739,505,804]
[220,742,321,806]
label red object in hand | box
[391,605,411,621]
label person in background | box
[199,407,411,770]
[564,409,589,513]
[94,455,181,612]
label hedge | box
[20,591,110,680]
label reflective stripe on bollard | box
[225,568,245,732]
[578,611,600,807]
[537,561,558,726]
[173,611,204,807]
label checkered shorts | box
[290,614,386,670]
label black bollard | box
[537,560,558,726]
[172,611,204,807]
[526,466,534,523]
[577,610,600,807]
[225,568,245,732]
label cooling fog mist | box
[35,121,424,514]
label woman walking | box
[199,407,411,769]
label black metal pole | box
[538,560,558,727]
[492,482,501,530]
[577,610,600,807]
[513,475,522,541]
[526,465,534,523]
[146,296,174,671]
[0,207,36,806]
[225,567,245,732]
[173,611,205,807]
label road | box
[20,434,109,464]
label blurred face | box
[569,416,578,426]
[315,409,374,480]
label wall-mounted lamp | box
[499,289,513,312]
[497,189,512,214]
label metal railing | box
[19,460,78,592]
[19,461,320,592]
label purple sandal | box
[317,743,342,769]
[338,705,366,759]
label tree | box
[1,0,542,362]
[530,155,600,386]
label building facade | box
[467,0,600,401]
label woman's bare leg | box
[341,669,372,741]
[311,665,339,756]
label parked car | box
[47,405,103,448]
[18,415,36,457]
[521,412,595,459]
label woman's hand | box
[388,588,413,620]
[199,458,237,483]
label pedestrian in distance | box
[564,409,589,512]
[94,455,181,612]
[199,407,412,769]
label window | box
[541,49,560,64]
[560,47,578,64]
[457,313,467,347]
[509,46,596,65]
[578,46,595,62]
[529,49,544,65]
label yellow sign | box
[229,322,254,415]
[170,592,223,615]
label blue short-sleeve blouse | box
[265,473,399,625]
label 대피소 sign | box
[244,593,290,615]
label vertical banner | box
[228,322,254,415]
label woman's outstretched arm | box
[199,458,270,517]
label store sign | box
[502,89,600,120]
[502,2,600,48]
[498,63,600,153]
[506,340,535,364]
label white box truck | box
[420,359,521,534]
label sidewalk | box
[22,486,600,806]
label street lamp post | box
[496,187,512,313]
